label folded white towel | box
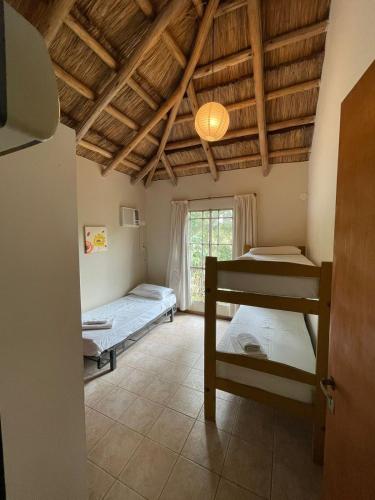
[237,333,261,352]
[82,319,113,330]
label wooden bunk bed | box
[204,250,332,464]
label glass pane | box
[189,218,203,243]
[218,217,233,244]
[190,244,203,267]
[202,218,210,242]
[203,211,210,218]
[218,244,232,261]
[211,210,219,218]
[219,209,233,218]
[189,211,201,219]
[211,244,218,258]
[211,218,219,244]
[191,269,204,302]
[202,244,210,264]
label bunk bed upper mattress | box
[82,293,176,356]
[218,253,319,298]
[217,305,316,403]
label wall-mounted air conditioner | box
[120,207,140,227]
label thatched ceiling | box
[9,0,330,184]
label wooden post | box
[204,256,217,420]
[313,261,333,464]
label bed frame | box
[204,254,332,465]
[85,304,176,371]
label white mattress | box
[216,305,316,403]
[82,293,176,356]
[218,253,319,298]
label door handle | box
[320,376,336,414]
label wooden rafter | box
[175,78,320,125]
[186,82,218,180]
[64,13,160,111]
[53,62,160,146]
[38,0,76,47]
[193,20,328,79]
[154,147,310,177]
[132,0,220,185]
[134,0,187,67]
[75,0,186,142]
[247,0,269,175]
[165,115,315,151]
[215,0,247,18]
[107,0,220,180]
[192,0,204,17]
[78,140,141,172]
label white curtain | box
[166,201,191,311]
[233,194,257,257]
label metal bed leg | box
[170,308,174,322]
[110,349,117,371]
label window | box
[189,209,233,305]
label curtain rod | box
[188,193,256,202]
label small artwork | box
[84,226,108,254]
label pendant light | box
[195,16,229,142]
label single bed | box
[204,246,332,464]
[83,290,176,370]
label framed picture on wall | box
[84,226,108,254]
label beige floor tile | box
[88,423,143,477]
[86,408,115,453]
[117,367,154,395]
[182,368,204,392]
[142,377,179,405]
[147,407,194,452]
[87,461,115,500]
[160,457,219,500]
[215,478,260,500]
[222,436,272,498]
[181,420,230,473]
[167,386,204,418]
[85,379,116,407]
[104,481,144,500]
[120,438,177,500]
[216,389,241,403]
[233,400,275,450]
[101,365,133,386]
[93,387,137,421]
[271,461,322,500]
[193,355,204,370]
[118,397,163,434]
[198,397,239,433]
[157,361,191,384]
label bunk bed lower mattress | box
[216,305,316,403]
[82,293,176,356]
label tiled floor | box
[84,313,322,500]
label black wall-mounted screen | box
[0,0,7,128]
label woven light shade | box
[195,102,229,142]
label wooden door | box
[323,61,375,499]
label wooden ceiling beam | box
[192,20,328,79]
[215,0,247,18]
[38,0,76,47]
[192,0,204,17]
[78,140,142,172]
[75,0,186,142]
[174,78,320,124]
[136,0,220,186]
[247,0,269,176]
[165,115,315,150]
[134,0,187,67]
[64,13,161,112]
[156,147,310,176]
[186,81,218,180]
[53,62,159,146]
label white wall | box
[0,125,87,499]
[146,163,308,284]
[307,0,375,263]
[77,156,147,312]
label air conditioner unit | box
[0,2,59,156]
[120,207,140,227]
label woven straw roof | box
[9,0,330,184]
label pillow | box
[129,283,174,300]
[249,246,302,256]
